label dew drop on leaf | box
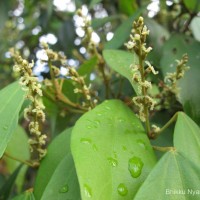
[107,157,118,167]
[105,106,111,110]
[117,183,128,196]
[136,139,147,149]
[80,138,92,144]
[87,125,92,129]
[59,184,68,193]
[84,184,92,198]
[128,156,144,178]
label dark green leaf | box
[0,82,25,158]
[118,0,138,16]
[183,0,200,12]
[71,100,157,199]
[0,164,23,200]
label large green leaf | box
[160,34,200,125]
[41,155,80,200]
[4,125,30,192]
[174,112,200,167]
[134,152,200,200]
[103,50,138,93]
[104,9,142,49]
[71,100,157,200]
[135,112,200,199]
[0,82,25,158]
[34,128,80,200]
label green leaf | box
[103,50,138,93]
[34,128,80,200]
[183,0,200,12]
[104,8,143,49]
[41,155,80,200]
[0,82,25,158]
[71,100,157,200]
[160,34,200,125]
[190,16,200,41]
[135,112,200,199]
[0,164,23,200]
[89,0,102,9]
[118,0,138,16]
[4,125,30,192]
[174,112,200,167]
[12,190,35,200]
[134,152,200,200]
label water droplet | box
[97,112,102,116]
[137,139,146,149]
[107,157,118,167]
[84,184,92,198]
[105,106,111,110]
[80,138,92,144]
[94,120,100,125]
[117,183,128,196]
[3,125,8,130]
[59,184,68,193]
[87,125,92,129]
[92,144,98,151]
[118,117,125,122]
[128,157,144,178]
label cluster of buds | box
[10,49,47,160]
[125,16,152,59]
[125,17,158,122]
[164,54,189,95]
[41,42,67,76]
[68,67,98,109]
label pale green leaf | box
[0,82,25,158]
[4,125,30,192]
[135,112,200,199]
[41,155,80,200]
[71,100,157,200]
[103,50,138,93]
[134,152,200,200]
[34,128,80,200]
[174,112,200,168]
